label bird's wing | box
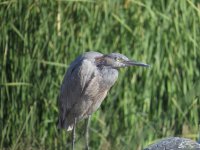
[58,58,98,123]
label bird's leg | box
[85,115,91,150]
[72,118,76,150]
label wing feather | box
[58,58,98,127]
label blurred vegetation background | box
[1,0,200,149]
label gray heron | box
[58,51,149,150]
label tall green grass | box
[1,0,200,149]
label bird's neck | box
[99,66,119,88]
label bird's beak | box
[124,60,150,67]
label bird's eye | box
[115,57,120,61]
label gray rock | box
[144,137,200,150]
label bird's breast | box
[80,68,118,117]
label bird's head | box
[95,53,150,69]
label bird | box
[144,137,200,150]
[57,51,149,150]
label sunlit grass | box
[0,0,200,149]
